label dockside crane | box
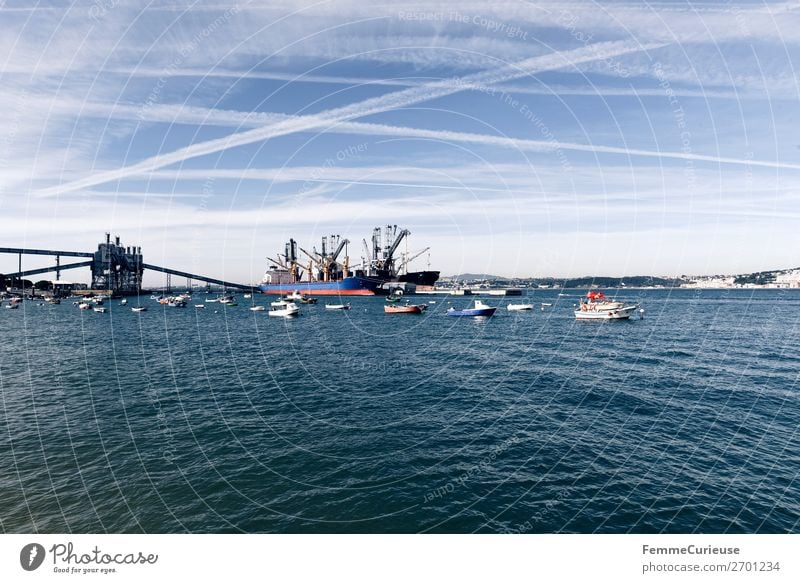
[375,228,410,275]
[397,246,430,275]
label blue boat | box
[446,299,497,317]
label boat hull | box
[258,276,383,296]
[574,305,638,320]
[384,305,422,314]
[397,270,440,287]
[447,308,496,317]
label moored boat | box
[385,290,404,303]
[268,303,299,317]
[249,306,266,311]
[507,303,533,311]
[325,303,351,310]
[384,303,425,314]
[447,299,496,317]
[131,306,147,312]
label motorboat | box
[4,303,19,309]
[44,297,61,305]
[325,303,351,310]
[195,304,205,309]
[120,298,128,306]
[243,293,252,299]
[78,302,92,310]
[446,299,496,317]
[93,306,107,313]
[271,298,292,307]
[268,303,299,317]
[131,306,147,312]
[507,303,533,311]
[384,303,426,314]
[575,291,639,320]
[249,306,266,311]
[287,290,317,304]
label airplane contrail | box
[33,39,663,197]
[60,100,800,179]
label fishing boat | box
[325,303,351,310]
[446,299,496,317]
[575,291,638,320]
[268,303,299,317]
[384,303,426,314]
[131,306,147,312]
[507,303,533,311]
[249,306,266,312]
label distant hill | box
[441,273,505,281]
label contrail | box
[34,40,662,197]
[74,102,800,176]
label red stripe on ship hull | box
[259,289,376,296]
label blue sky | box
[2,0,800,284]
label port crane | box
[372,226,410,276]
[397,247,430,275]
[299,235,350,282]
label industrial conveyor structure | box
[0,233,252,295]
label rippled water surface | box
[1,289,798,533]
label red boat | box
[384,304,426,314]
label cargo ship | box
[258,236,384,295]
[258,227,439,295]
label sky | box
[2,0,800,285]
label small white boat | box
[541,303,553,307]
[79,303,92,310]
[4,303,19,310]
[249,306,266,311]
[325,303,351,310]
[271,298,293,307]
[195,304,205,309]
[575,291,639,320]
[93,306,107,313]
[205,298,218,303]
[268,303,299,317]
[243,293,252,299]
[131,306,147,312]
[507,303,534,311]
[120,298,128,306]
